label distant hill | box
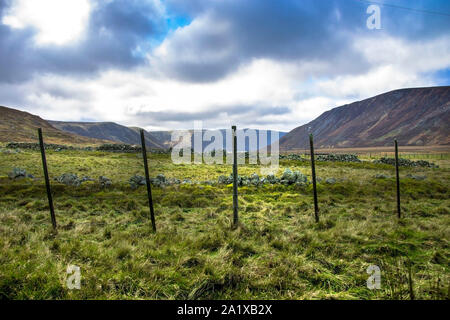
[0,106,109,145]
[51,122,286,151]
[279,86,450,150]
[50,121,164,149]
[153,129,286,152]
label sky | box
[0,0,449,131]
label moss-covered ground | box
[0,149,448,299]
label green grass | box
[0,150,449,299]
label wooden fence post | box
[309,134,319,223]
[232,125,238,227]
[140,129,156,232]
[37,128,57,230]
[394,139,401,219]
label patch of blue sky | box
[132,14,191,58]
[429,68,450,86]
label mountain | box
[50,120,286,151]
[0,106,109,145]
[49,121,165,149]
[165,129,286,152]
[279,86,450,150]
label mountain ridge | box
[49,120,165,149]
[279,86,450,150]
[0,106,110,145]
[2,86,449,149]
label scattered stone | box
[81,176,95,182]
[99,176,112,187]
[97,144,142,153]
[218,175,231,184]
[5,142,169,154]
[317,154,361,163]
[156,174,166,183]
[6,142,74,151]
[374,157,438,168]
[56,173,81,186]
[8,168,27,179]
[325,178,336,184]
[97,144,170,154]
[279,154,306,161]
[406,174,427,181]
[281,168,296,185]
[280,153,361,163]
[129,175,146,189]
[278,168,309,185]
[250,173,260,186]
[293,171,308,185]
[375,174,389,179]
[167,177,181,185]
[266,174,279,184]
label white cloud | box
[318,35,450,99]
[2,31,449,132]
[2,0,91,46]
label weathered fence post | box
[140,129,156,232]
[232,125,238,227]
[37,128,57,230]
[394,139,401,219]
[309,134,319,222]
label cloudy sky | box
[0,0,449,131]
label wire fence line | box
[0,128,418,232]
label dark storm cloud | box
[159,0,450,83]
[2,0,448,85]
[158,0,369,82]
[0,0,163,83]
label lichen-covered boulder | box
[218,175,229,184]
[266,173,278,184]
[317,154,361,163]
[156,174,166,183]
[228,173,243,186]
[406,174,426,181]
[281,168,297,185]
[8,168,27,179]
[129,175,146,189]
[293,171,308,185]
[374,157,438,168]
[250,173,260,186]
[167,178,181,185]
[56,173,81,186]
[241,176,250,186]
[81,176,95,182]
[99,176,112,187]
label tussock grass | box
[0,150,449,299]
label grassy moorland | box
[0,148,448,300]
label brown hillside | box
[280,86,450,150]
[0,106,111,145]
